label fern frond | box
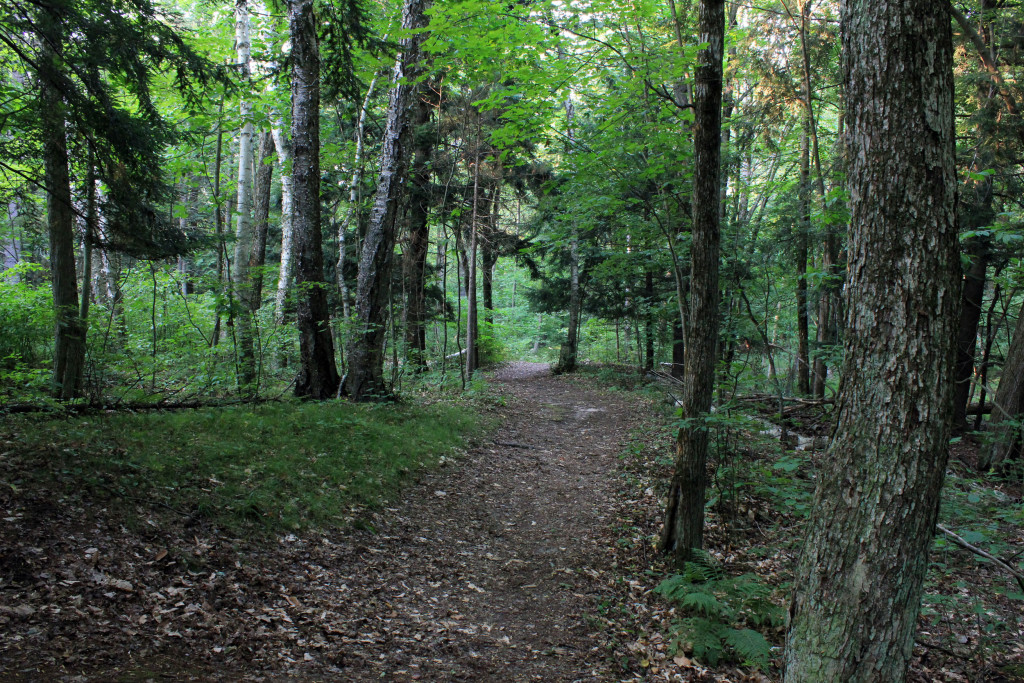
[681,589,727,616]
[724,628,772,670]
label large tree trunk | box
[233,0,258,390]
[402,82,434,371]
[660,0,724,561]
[783,0,959,678]
[39,6,86,399]
[290,0,339,399]
[345,0,431,400]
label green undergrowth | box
[4,397,488,535]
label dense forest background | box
[1,0,1023,680]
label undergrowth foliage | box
[656,553,784,670]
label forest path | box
[315,361,643,682]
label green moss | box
[6,398,487,534]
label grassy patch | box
[4,398,487,534]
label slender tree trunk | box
[338,72,382,324]
[345,0,431,400]
[979,300,1024,471]
[671,318,684,379]
[660,0,725,561]
[251,131,275,304]
[811,235,837,397]
[290,0,339,398]
[644,270,655,373]
[556,96,581,374]
[212,99,226,346]
[39,6,86,399]
[783,0,959,678]
[952,233,990,431]
[796,121,811,395]
[233,0,258,390]
[272,123,295,324]
[465,139,481,379]
[403,81,434,371]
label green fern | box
[725,628,772,669]
[656,568,781,670]
[681,589,729,617]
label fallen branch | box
[936,523,1024,592]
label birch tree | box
[345,0,432,401]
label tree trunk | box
[783,0,958,678]
[290,0,339,399]
[403,82,434,371]
[272,123,295,324]
[979,301,1024,471]
[811,234,837,398]
[796,120,811,395]
[952,233,990,432]
[644,270,655,374]
[660,0,724,561]
[465,142,481,379]
[39,6,86,399]
[345,0,431,400]
[671,318,684,379]
[251,130,275,304]
[233,0,257,390]
[556,96,581,374]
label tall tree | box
[290,0,339,398]
[4,0,219,397]
[660,0,725,560]
[37,3,85,399]
[783,0,959,679]
[233,0,258,390]
[345,0,431,400]
[402,81,436,371]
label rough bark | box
[290,0,339,399]
[39,6,86,399]
[660,0,724,561]
[345,0,431,400]
[402,82,434,371]
[783,0,959,678]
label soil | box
[0,362,660,682]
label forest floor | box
[3,362,1022,682]
[0,361,705,682]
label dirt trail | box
[316,361,642,681]
[1,362,647,682]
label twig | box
[936,523,1024,592]
[914,638,970,661]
